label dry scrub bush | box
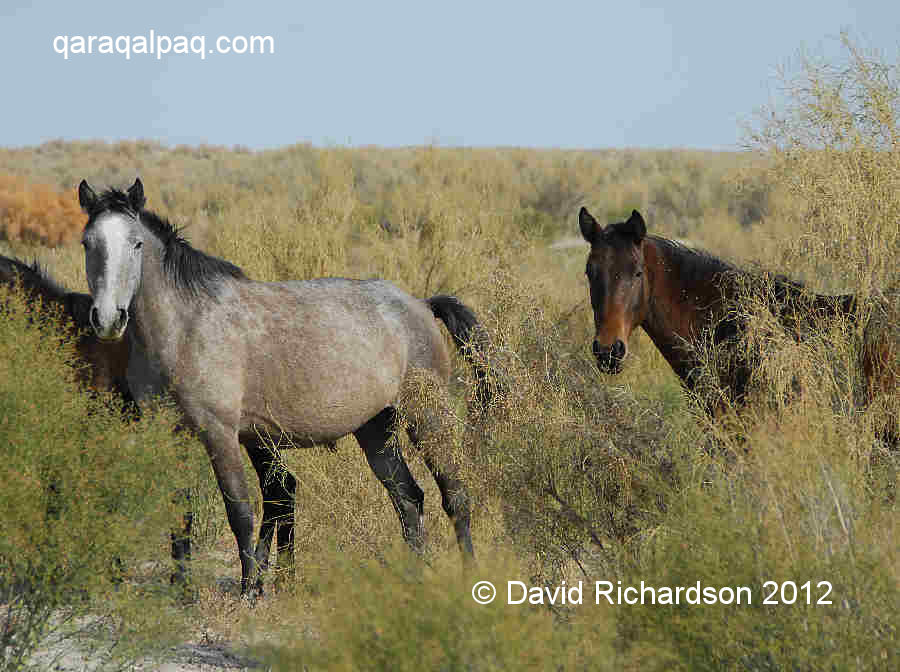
[718,34,900,436]
[0,175,83,246]
[0,288,211,671]
[638,36,900,669]
[249,547,621,672]
[450,271,688,585]
[618,403,899,671]
[747,33,900,295]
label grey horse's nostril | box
[90,306,100,329]
[117,308,127,328]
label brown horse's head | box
[579,207,650,374]
[63,291,132,395]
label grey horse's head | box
[79,177,147,341]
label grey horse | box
[78,178,495,595]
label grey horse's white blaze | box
[82,212,143,341]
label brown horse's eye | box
[635,270,643,278]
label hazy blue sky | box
[1,1,897,150]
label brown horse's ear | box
[78,180,98,213]
[127,178,146,211]
[579,207,601,244]
[623,210,646,243]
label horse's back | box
[184,277,450,442]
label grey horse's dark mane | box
[85,188,247,299]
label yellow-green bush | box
[0,288,208,670]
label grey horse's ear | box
[127,178,146,211]
[78,180,98,213]
[623,210,646,243]
[579,207,601,244]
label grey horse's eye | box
[134,241,143,250]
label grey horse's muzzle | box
[90,304,129,341]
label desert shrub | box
[0,288,207,670]
[746,33,900,295]
[616,404,899,671]
[0,175,83,246]
[456,273,688,585]
[635,35,900,667]
[249,547,620,672]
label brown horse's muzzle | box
[592,339,626,374]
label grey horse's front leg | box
[201,424,257,596]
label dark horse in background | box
[0,254,132,403]
[78,178,496,596]
[578,207,897,440]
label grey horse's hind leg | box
[355,407,425,552]
[420,454,474,559]
[401,371,474,560]
[244,438,297,591]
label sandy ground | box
[29,634,261,671]
[21,576,264,671]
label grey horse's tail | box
[426,295,498,412]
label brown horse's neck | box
[0,257,68,307]
[639,237,860,390]
[639,237,731,386]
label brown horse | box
[0,254,132,403]
[578,207,897,437]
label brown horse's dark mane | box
[647,234,857,324]
[648,235,735,287]
[0,255,69,302]
[640,233,859,408]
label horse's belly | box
[239,344,406,442]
